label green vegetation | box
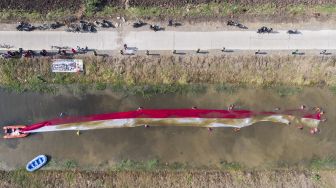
[96,3,335,19]
[312,173,321,182]
[84,0,103,17]
[45,9,74,21]
[286,4,306,15]
[103,3,336,19]
[215,83,240,94]
[113,159,161,171]
[220,161,242,171]
[0,9,74,22]
[330,86,336,95]
[246,3,277,15]
[111,159,190,171]
[274,86,303,97]
[95,82,107,90]
[111,159,195,171]
[120,84,207,97]
[95,5,121,17]
[309,157,336,170]
[44,158,79,170]
[64,160,79,169]
[2,3,336,22]
[314,4,336,14]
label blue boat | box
[26,155,48,172]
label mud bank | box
[0,55,336,92]
[1,169,335,188]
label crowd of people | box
[135,105,325,135]
[0,46,94,59]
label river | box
[0,87,335,169]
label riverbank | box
[1,54,336,94]
[1,168,335,188]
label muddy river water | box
[0,87,335,169]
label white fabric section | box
[24,115,320,133]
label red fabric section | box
[22,121,51,131]
[21,108,321,132]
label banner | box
[52,59,83,73]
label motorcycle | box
[95,20,113,28]
[40,49,48,56]
[227,20,248,29]
[168,20,182,27]
[23,50,34,58]
[257,26,273,33]
[150,24,164,32]
[16,22,35,31]
[287,29,300,34]
[133,20,147,28]
[76,46,89,53]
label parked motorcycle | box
[16,22,35,31]
[40,49,48,56]
[257,26,273,33]
[150,24,164,32]
[287,29,301,34]
[133,20,147,28]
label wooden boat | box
[26,155,48,172]
[3,125,29,139]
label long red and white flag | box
[21,108,323,133]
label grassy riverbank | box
[0,55,335,95]
[2,167,336,187]
[3,157,336,187]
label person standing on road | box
[71,48,77,54]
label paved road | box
[0,30,336,51]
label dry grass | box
[1,169,336,188]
